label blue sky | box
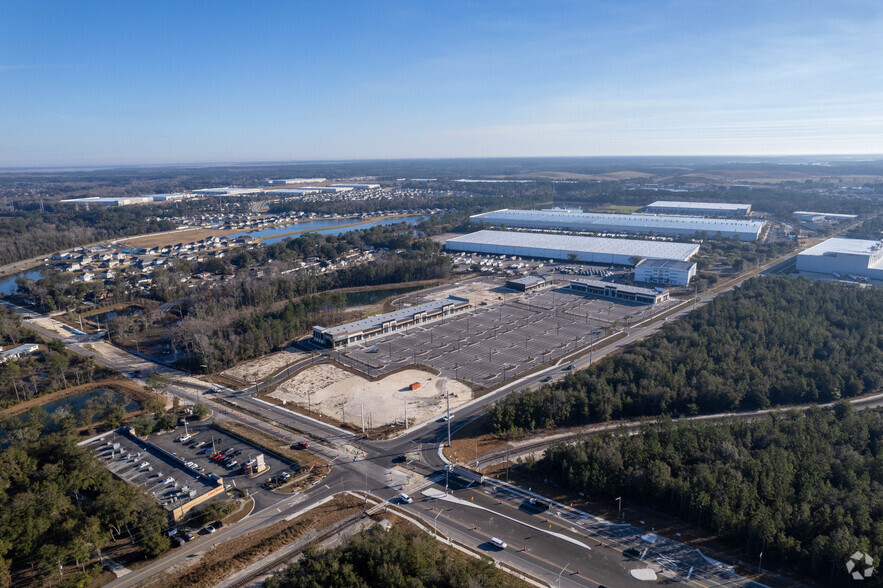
[2,1,882,166]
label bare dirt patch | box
[269,363,472,428]
[221,349,310,383]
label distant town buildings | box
[261,178,327,185]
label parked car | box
[204,525,216,534]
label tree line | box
[527,406,882,585]
[170,249,452,370]
[491,277,883,434]
[0,423,171,587]
[264,525,524,588]
[0,206,176,266]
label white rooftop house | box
[471,208,765,241]
[0,343,39,363]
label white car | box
[491,537,507,549]
[399,493,413,504]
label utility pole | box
[404,401,408,429]
[446,387,452,448]
[361,404,365,434]
[557,563,569,588]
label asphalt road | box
[4,252,816,587]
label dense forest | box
[0,424,170,587]
[528,406,883,585]
[172,248,452,370]
[264,525,524,588]
[847,216,883,240]
[491,277,883,434]
[0,206,176,266]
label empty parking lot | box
[336,286,678,388]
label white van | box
[491,537,507,549]
[399,493,413,504]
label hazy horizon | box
[3,1,883,166]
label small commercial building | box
[445,230,699,265]
[796,238,883,280]
[634,258,697,286]
[644,201,751,217]
[312,296,471,348]
[0,343,39,363]
[569,279,669,305]
[505,275,552,292]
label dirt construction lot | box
[268,364,471,428]
[221,349,309,383]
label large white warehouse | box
[445,230,699,265]
[796,238,883,280]
[471,209,765,241]
[644,201,751,217]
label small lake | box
[232,215,426,245]
[344,285,427,306]
[0,268,49,296]
[42,389,140,421]
[90,307,143,324]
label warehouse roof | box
[471,209,764,235]
[800,238,883,258]
[446,230,699,261]
[636,258,697,270]
[646,201,750,211]
[506,275,547,286]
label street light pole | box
[558,563,569,588]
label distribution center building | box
[312,296,471,348]
[445,230,699,265]
[471,209,765,241]
[643,201,751,217]
[796,238,883,280]
[634,258,697,286]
